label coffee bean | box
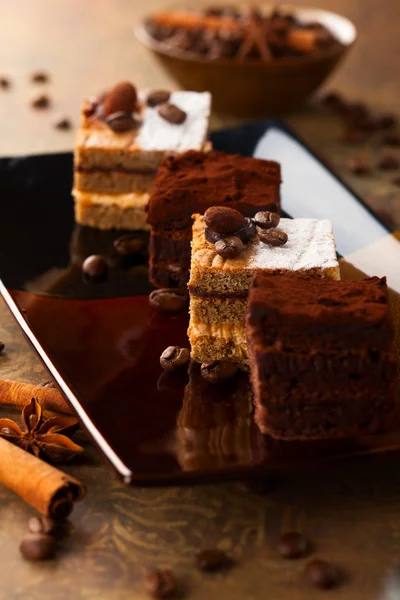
[378,113,397,130]
[204,206,246,234]
[200,361,238,384]
[113,234,146,255]
[214,236,243,258]
[149,288,188,313]
[347,157,371,175]
[20,533,56,561]
[377,154,399,170]
[278,531,311,559]
[205,217,255,245]
[82,255,108,279]
[0,76,10,89]
[145,569,177,598]
[195,548,230,572]
[54,116,71,130]
[30,70,49,84]
[321,91,346,113]
[147,90,171,107]
[382,132,400,146]
[28,516,56,535]
[305,559,342,589]
[106,111,139,133]
[158,103,187,125]
[160,346,190,372]
[254,211,280,229]
[258,229,288,247]
[30,93,50,109]
[103,81,137,117]
[0,341,4,353]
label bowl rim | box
[134,4,357,70]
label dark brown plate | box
[1,122,399,485]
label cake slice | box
[246,273,399,439]
[73,81,211,230]
[146,150,281,288]
[188,214,339,368]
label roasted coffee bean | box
[158,103,187,124]
[106,111,139,133]
[28,516,56,535]
[103,81,137,116]
[378,113,397,130]
[54,116,71,130]
[321,91,345,113]
[0,341,4,353]
[214,236,243,258]
[200,361,238,384]
[160,346,190,372]
[149,288,188,313]
[195,548,230,572]
[204,206,246,234]
[377,154,399,170]
[382,132,400,146]
[254,211,280,229]
[147,89,171,107]
[278,531,311,559]
[205,217,256,245]
[305,559,342,589]
[20,533,56,561]
[145,569,177,598]
[0,76,10,89]
[31,93,50,109]
[113,234,146,255]
[258,229,288,247]
[82,255,108,279]
[347,157,371,175]
[30,70,49,83]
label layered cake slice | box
[246,273,399,440]
[188,213,340,368]
[73,81,211,230]
[146,150,281,288]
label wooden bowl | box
[135,6,357,117]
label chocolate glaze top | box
[146,150,281,230]
[246,273,394,351]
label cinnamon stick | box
[0,436,85,518]
[0,378,72,415]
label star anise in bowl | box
[0,398,83,464]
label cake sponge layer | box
[73,189,150,231]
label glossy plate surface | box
[1,122,399,484]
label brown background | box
[1,1,400,599]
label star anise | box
[0,398,83,464]
[237,10,272,61]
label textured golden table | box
[1,1,400,599]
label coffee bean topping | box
[278,531,311,559]
[0,341,4,353]
[0,76,10,89]
[305,559,342,589]
[28,516,56,535]
[106,111,139,133]
[30,70,49,84]
[113,234,146,255]
[145,569,177,598]
[147,90,171,107]
[160,346,190,372]
[200,361,238,384]
[20,533,56,561]
[377,154,400,170]
[254,211,280,229]
[195,548,230,572]
[149,288,188,313]
[347,157,371,175]
[158,103,187,124]
[214,236,243,258]
[31,93,50,109]
[102,81,137,117]
[54,116,72,130]
[205,217,256,245]
[204,206,246,234]
[258,229,288,247]
[382,132,400,146]
[82,255,108,279]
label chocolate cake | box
[246,273,399,440]
[146,150,281,288]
